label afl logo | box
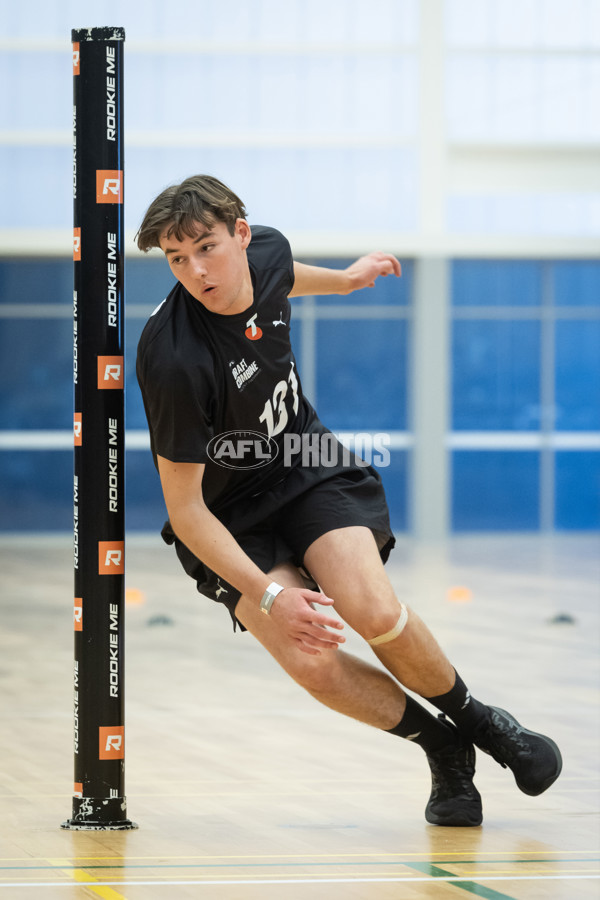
[207,430,278,470]
[245,313,262,341]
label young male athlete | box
[136,174,562,826]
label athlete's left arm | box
[289,253,401,297]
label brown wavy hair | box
[135,174,247,252]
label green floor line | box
[407,862,519,900]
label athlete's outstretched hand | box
[270,588,345,655]
[345,252,401,292]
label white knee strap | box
[367,603,408,646]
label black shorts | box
[162,466,395,630]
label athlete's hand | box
[344,252,401,292]
[270,588,345,655]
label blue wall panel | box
[555,452,600,530]
[0,259,73,304]
[555,320,600,430]
[126,258,176,307]
[553,261,600,306]
[0,318,72,429]
[125,451,166,532]
[452,320,541,430]
[125,317,151,429]
[452,260,542,306]
[0,449,167,534]
[0,450,72,532]
[315,319,408,431]
[452,451,541,531]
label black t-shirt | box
[137,225,347,533]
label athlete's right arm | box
[156,455,345,654]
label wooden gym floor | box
[0,531,598,899]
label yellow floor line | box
[48,860,129,900]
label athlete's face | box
[159,218,253,315]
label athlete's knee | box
[288,651,341,695]
[366,603,409,646]
[354,601,409,645]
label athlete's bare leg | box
[303,526,455,699]
[235,562,408,729]
[235,557,486,827]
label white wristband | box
[260,581,285,615]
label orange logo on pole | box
[73,782,83,798]
[73,43,80,76]
[74,412,82,446]
[73,228,81,261]
[99,726,125,760]
[98,356,124,389]
[98,541,124,575]
[96,170,123,204]
[74,597,83,631]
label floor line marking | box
[0,874,599,888]
[0,849,594,862]
[407,861,519,900]
[46,859,128,900]
[0,860,598,871]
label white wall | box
[0,0,599,256]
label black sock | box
[385,694,456,754]
[426,670,490,739]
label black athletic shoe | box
[475,706,562,796]
[425,719,483,827]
